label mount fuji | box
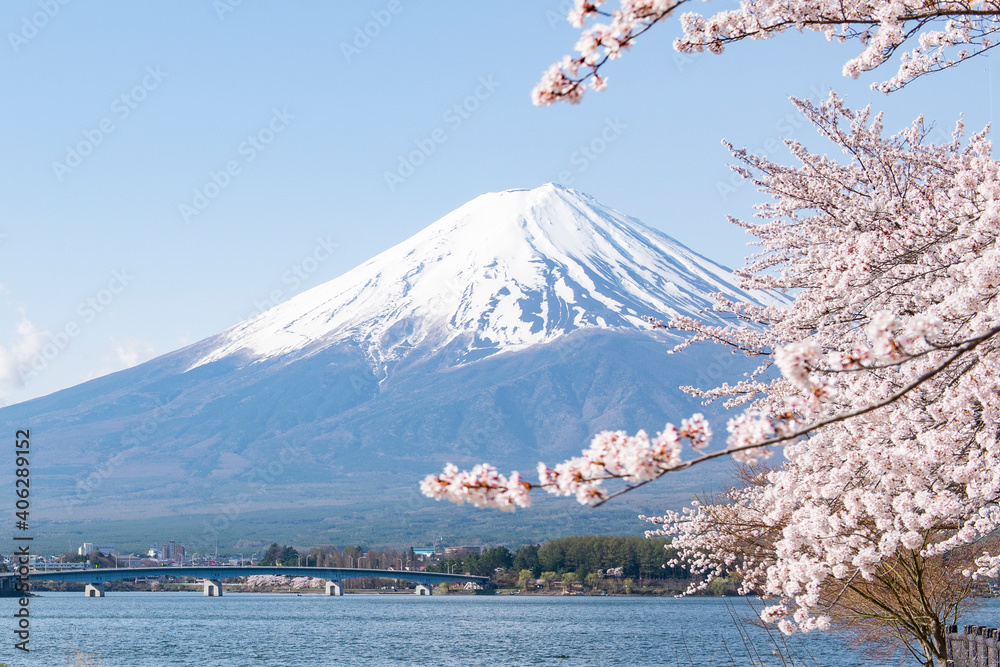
[191,183,761,374]
[1,184,776,551]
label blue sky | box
[0,1,995,406]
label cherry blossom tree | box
[532,0,1000,105]
[422,3,1000,664]
[645,465,999,664]
[423,92,1000,584]
[425,97,1000,659]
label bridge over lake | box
[1,566,490,597]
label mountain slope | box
[191,183,766,374]
[0,184,773,549]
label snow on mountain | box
[191,183,769,375]
[0,183,773,539]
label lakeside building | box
[31,562,93,572]
[161,540,185,562]
[76,543,116,557]
[114,555,144,567]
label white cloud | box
[78,337,157,384]
[0,316,48,388]
[108,337,155,368]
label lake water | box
[8,593,1000,666]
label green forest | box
[425,535,686,579]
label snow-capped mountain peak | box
[190,183,765,372]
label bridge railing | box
[946,625,1000,667]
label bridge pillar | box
[414,584,432,596]
[325,581,343,596]
[202,579,223,597]
[84,583,105,598]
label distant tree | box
[517,536,677,579]
[280,545,299,565]
[258,543,300,566]
[480,546,513,572]
[461,547,514,578]
[540,571,558,591]
[423,558,462,575]
[561,572,579,590]
[707,575,739,597]
[258,543,281,566]
[343,545,364,565]
[87,552,113,568]
[512,544,540,576]
[538,541,567,575]
[462,552,481,575]
[517,569,534,590]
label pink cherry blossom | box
[422,95,1000,648]
[532,1,1000,104]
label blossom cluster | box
[972,553,1000,580]
[532,1,1000,104]
[243,575,324,589]
[532,0,676,105]
[420,463,532,511]
[423,417,709,508]
[424,94,1000,641]
[648,94,1000,635]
